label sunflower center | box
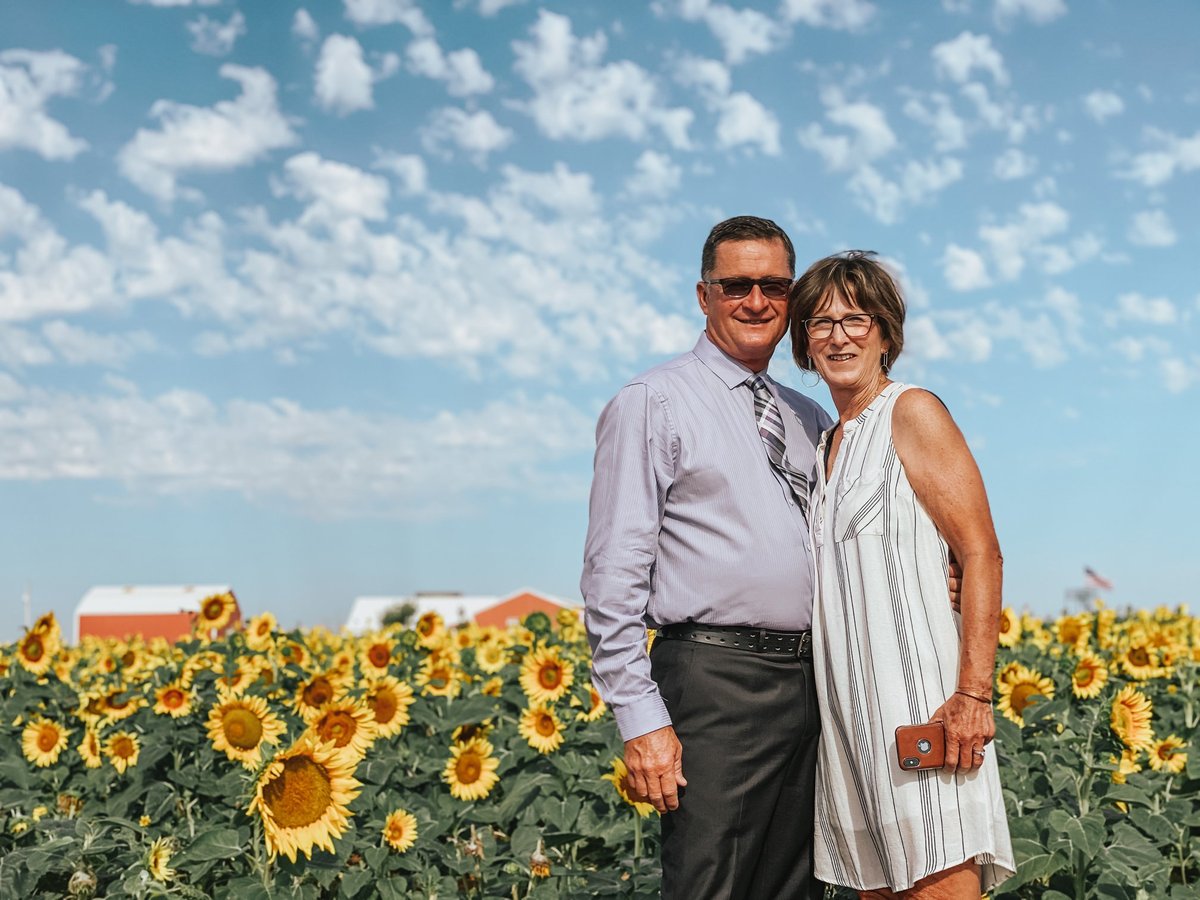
[23,636,44,661]
[163,689,186,708]
[1074,666,1096,687]
[534,713,557,737]
[1010,683,1041,714]
[222,708,264,749]
[367,645,390,669]
[107,693,131,711]
[316,711,357,747]
[999,613,1012,633]
[455,752,483,784]
[262,756,334,829]
[303,678,333,707]
[369,691,397,725]
[1129,647,1150,666]
[203,599,225,620]
[37,725,60,752]
[538,663,562,689]
[112,736,135,759]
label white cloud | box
[959,82,1039,142]
[0,326,54,368]
[0,378,594,517]
[421,107,513,164]
[186,11,246,56]
[371,150,427,194]
[1044,286,1082,332]
[1113,336,1168,363]
[0,49,89,160]
[0,184,118,322]
[624,150,683,198]
[1116,292,1177,325]
[293,9,320,44]
[406,38,494,96]
[978,201,1068,280]
[848,157,963,224]
[993,147,1036,179]
[40,320,157,367]
[932,32,1008,85]
[1121,127,1200,187]
[674,1,779,65]
[902,92,967,152]
[276,152,391,224]
[942,243,992,290]
[511,10,692,149]
[341,0,432,35]
[117,65,298,202]
[475,0,527,14]
[994,0,1067,26]
[674,55,779,155]
[798,89,896,171]
[1127,209,1177,247]
[1083,89,1123,122]
[315,35,377,115]
[780,0,877,30]
[1162,358,1196,394]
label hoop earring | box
[802,357,821,388]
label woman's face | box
[807,289,890,394]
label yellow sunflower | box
[362,676,414,739]
[416,657,462,698]
[474,640,510,674]
[276,639,308,669]
[106,731,141,774]
[1071,653,1108,699]
[244,612,278,651]
[383,809,418,853]
[519,646,575,705]
[442,737,501,802]
[195,591,238,633]
[1111,747,1142,784]
[530,838,552,878]
[1054,613,1092,650]
[293,671,346,717]
[518,704,565,754]
[207,691,287,769]
[247,735,361,863]
[1148,735,1187,774]
[21,717,71,767]
[575,683,608,722]
[996,607,1020,648]
[1118,642,1158,680]
[996,664,1054,726]
[414,611,445,648]
[1111,685,1154,752]
[359,633,398,676]
[146,836,176,882]
[153,682,194,718]
[77,728,103,769]
[15,618,60,676]
[480,677,504,697]
[601,757,657,817]
[305,700,377,761]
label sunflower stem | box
[632,810,642,868]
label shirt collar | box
[692,331,772,390]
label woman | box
[788,251,1014,898]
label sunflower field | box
[0,600,1197,899]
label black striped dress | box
[810,383,1014,892]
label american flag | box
[1084,567,1113,591]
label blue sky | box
[1,0,1197,642]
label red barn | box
[74,584,240,643]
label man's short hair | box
[701,216,796,279]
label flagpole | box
[23,584,31,629]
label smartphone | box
[895,721,945,771]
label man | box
[582,216,830,899]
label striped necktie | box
[747,375,809,518]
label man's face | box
[696,238,793,373]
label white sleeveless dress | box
[810,382,1015,893]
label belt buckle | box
[797,631,811,659]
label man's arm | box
[581,383,686,812]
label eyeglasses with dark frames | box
[803,313,876,339]
[702,277,793,300]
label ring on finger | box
[972,748,985,758]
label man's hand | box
[623,725,687,813]
[948,553,963,613]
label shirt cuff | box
[612,693,673,743]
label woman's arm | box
[892,388,1001,774]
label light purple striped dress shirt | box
[581,332,833,741]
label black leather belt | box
[656,623,812,659]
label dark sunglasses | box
[702,277,793,300]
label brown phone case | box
[895,721,945,771]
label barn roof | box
[75,584,234,616]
